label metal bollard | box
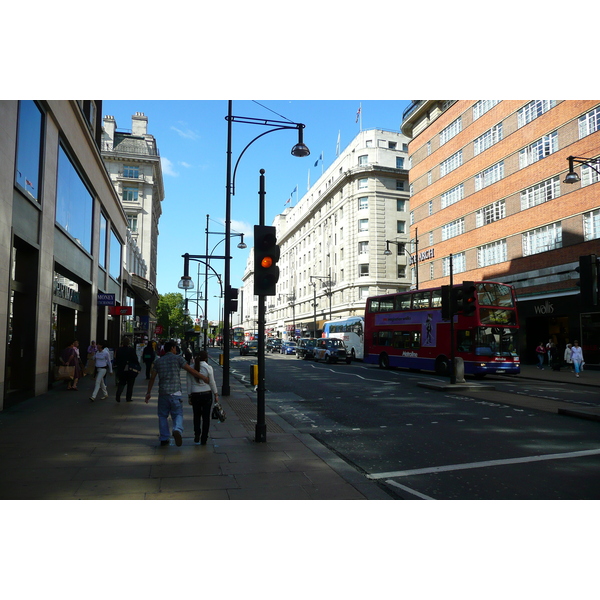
[250,364,259,386]
[454,357,466,383]
[219,353,223,366]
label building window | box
[584,209,600,241]
[398,265,406,278]
[428,201,433,216]
[519,131,558,168]
[478,240,507,267]
[358,178,368,189]
[123,186,139,202]
[442,252,466,276]
[99,213,107,269]
[358,219,368,232]
[388,141,397,149]
[475,161,504,191]
[359,286,369,298]
[397,221,406,234]
[127,214,138,232]
[473,100,500,120]
[358,155,368,166]
[109,229,122,281]
[15,100,44,202]
[359,264,369,277]
[429,232,434,246]
[474,123,503,155]
[427,171,432,185]
[358,197,368,210]
[518,100,556,128]
[442,218,465,240]
[430,264,434,280]
[397,199,406,211]
[440,150,462,177]
[439,117,462,146]
[522,222,562,256]
[396,157,405,169]
[56,144,93,253]
[578,106,600,138]
[520,176,560,209]
[123,165,139,178]
[476,200,506,227]
[582,163,600,187]
[427,141,431,155]
[441,184,464,208]
[396,180,405,191]
[358,241,369,255]
[396,243,406,255]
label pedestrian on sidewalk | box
[114,338,141,402]
[535,341,546,370]
[89,341,112,401]
[141,341,156,380]
[571,340,584,377]
[187,350,219,445]
[145,341,209,447]
[61,340,83,390]
[564,343,574,372]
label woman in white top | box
[186,350,219,445]
[564,344,573,372]
[90,341,113,401]
[570,340,584,378]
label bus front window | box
[474,327,519,357]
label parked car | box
[313,338,351,364]
[266,338,282,353]
[296,338,318,360]
[240,340,259,356]
[280,340,298,355]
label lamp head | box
[291,124,310,157]
[178,276,194,290]
[564,171,580,184]
[237,234,247,249]
[383,242,392,256]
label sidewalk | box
[0,355,391,500]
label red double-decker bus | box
[364,281,520,377]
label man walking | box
[145,341,209,446]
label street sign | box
[155,325,164,335]
[97,293,115,306]
[108,306,132,316]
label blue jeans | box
[157,393,184,441]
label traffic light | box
[576,254,599,307]
[441,285,452,319]
[462,281,477,317]
[254,225,280,296]
[226,287,239,313]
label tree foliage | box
[157,292,190,338]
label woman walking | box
[186,350,219,445]
[89,341,113,401]
[61,340,83,390]
[142,341,156,379]
[571,340,584,378]
[535,341,546,370]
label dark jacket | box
[114,345,141,375]
[142,345,156,363]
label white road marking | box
[385,480,435,500]
[367,448,600,480]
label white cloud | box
[171,125,200,140]
[161,156,179,177]
[179,161,192,168]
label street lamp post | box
[564,155,600,184]
[384,229,420,290]
[310,275,332,325]
[222,100,309,397]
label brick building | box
[401,101,600,365]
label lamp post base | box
[255,423,267,443]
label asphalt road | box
[229,352,600,499]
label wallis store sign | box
[534,300,554,315]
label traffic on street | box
[226,348,600,499]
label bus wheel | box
[378,353,390,369]
[435,356,449,375]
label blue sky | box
[103,100,412,322]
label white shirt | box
[94,348,113,372]
[186,361,218,396]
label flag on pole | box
[284,198,291,206]
[355,105,361,123]
[307,169,311,191]
[314,152,323,168]
[336,131,340,156]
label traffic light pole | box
[256,169,267,442]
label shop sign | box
[53,280,80,304]
[97,293,116,306]
[409,248,435,265]
[534,300,554,315]
[108,306,133,316]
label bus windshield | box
[476,283,515,307]
[457,327,519,357]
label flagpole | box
[321,151,324,175]
[359,102,362,132]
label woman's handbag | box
[211,402,227,422]
[56,365,75,381]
